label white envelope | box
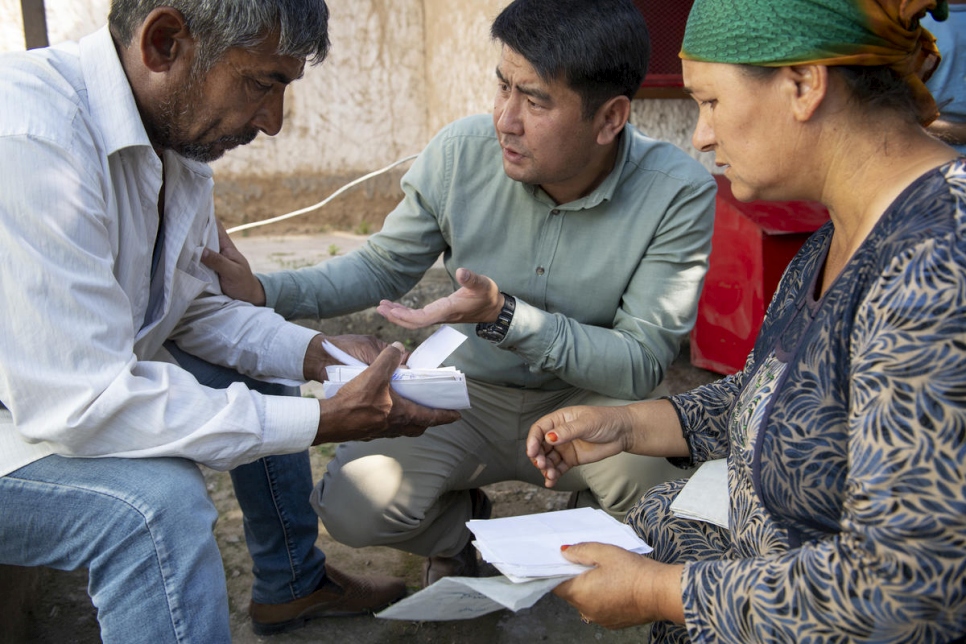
[321,326,471,410]
[669,458,730,529]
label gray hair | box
[108,0,330,73]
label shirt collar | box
[78,26,153,157]
[78,26,212,179]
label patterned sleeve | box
[680,205,966,642]
[667,370,744,466]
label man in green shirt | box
[205,0,716,587]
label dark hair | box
[740,64,919,123]
[832,66,919,122]
[491,0,650,119]
[108,0,330,74]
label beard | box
[172,129,259,163]
[143,74,259,163]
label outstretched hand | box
[376,267,502,330]
[314,344,459,444]
[553,543,684,628]
[200,218,266,305]
[526,405,634,487]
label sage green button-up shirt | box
[261,114,716,400]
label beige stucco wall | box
[1,0,712,189]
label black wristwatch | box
[476,293,516,343]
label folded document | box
[669,458,729,529]
[321,325,471,410]
[376,507,653,621]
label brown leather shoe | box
[249,564,407,635]
[421,489,492,588]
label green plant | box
[269,252,316,270]
[354,220,371,236]
[328,244,340,256]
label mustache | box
[177,128,260,162]
[215,128,259,148]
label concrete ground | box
[6,232,721,644]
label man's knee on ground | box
[312,454,417,548]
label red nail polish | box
[560,544,570,551]
[547,431,558,442]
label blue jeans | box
[0,344,326,643]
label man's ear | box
[139,7,194,73]
[595,95,631,146]
[783,65,828,122]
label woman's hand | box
[525,405,635,487]
[554,543,685,629]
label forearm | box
[260,204,448,321]
[644,563,686,625]
[259,247,414,320]
[172,293,319,382]
[623,399,691,458]
[502,299,678,399]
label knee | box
[625,480,686,546]
[72,460,219,578]
[111,460,218,542]
[312,454,414,548]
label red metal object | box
[690,176,830,374]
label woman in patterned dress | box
[526,0,966,641]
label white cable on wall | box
[225,153,419,235]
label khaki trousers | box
[311,379,689,558]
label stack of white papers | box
[376,507,652,621]
[669,458,730,529]
[321,325,471,410]
[469,507,653,582]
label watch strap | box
[475,293,516,343]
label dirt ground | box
[212,171,407,238]
[11,177,722,643]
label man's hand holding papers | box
[322,325,471,410]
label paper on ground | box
[669,458,730,529]
[321,325,470,409]
[377,508,653,621]
[375,576,564,621]
[468,507,652,582]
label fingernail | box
[547,431,558,442]
[560,544,570,551]
[391,341,405,351]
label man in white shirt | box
[0,1,458,641]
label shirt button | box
[551,209,560,215]
[536,266,545,275]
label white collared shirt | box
[0,27,320,475]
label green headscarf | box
[680,0,949,124]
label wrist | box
[302,334,329,381]
[251,274,267,307]
[476,293,515,343]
